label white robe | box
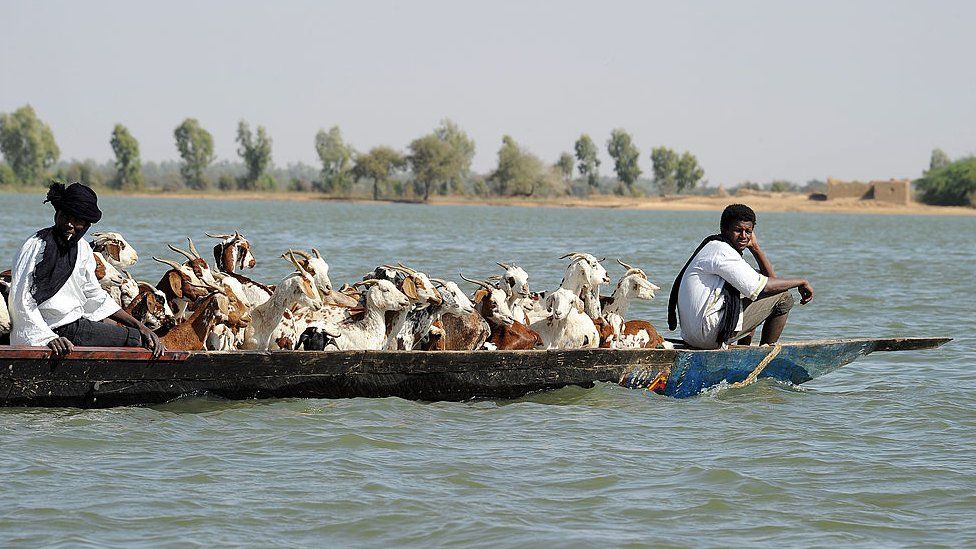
[9,235,120,346]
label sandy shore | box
[7,188,974,216]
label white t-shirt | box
[677,240,767,349]
[9,235,120,346]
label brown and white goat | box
[124,282,177,332]
[463,274,543,350]
[160,285,251,351]
[90,232,138,269]
[598,260,668,349]
[208,231,256,273]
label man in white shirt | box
[667,204,814,349]
[9,182,164,358]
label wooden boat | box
[0,337,949,408]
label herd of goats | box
[0,232,673,352]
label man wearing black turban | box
[8,182,164,358]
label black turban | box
[44,182,102,223]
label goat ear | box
[402,277,419,300]
[473,289,488,304]
[106,242,121,262]
[575,298,584,313]
[167,271,184,298]
[299,277,318,300]
[93,254,106,280]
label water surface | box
[1,193,974,546]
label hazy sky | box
[2,0,973,185]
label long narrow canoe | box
[0,337,950,408]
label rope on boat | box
[729,344,782,389]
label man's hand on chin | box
[47,336,73,357]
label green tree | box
[607,128,641,194]
[675,152,705,193]
[915,156,976,206]
[351,146,407,200]
[173,118,215,190]
[314,126,354,194]
[555,152,574,183]
[236,120,274,190]
[407,120,476,201]
[109,124,143,190]
[488,135,551,197]
[651,147,679,195]
[0,104,60,185]
[928,148,951,173]
[574,134,600,191]
[432,119,475,194]
[407,134,452,201]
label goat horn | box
[459,273,492,290]
[281,251,303,271]
[206,232,234,239]
[616,258,637,272]
[383,264,408,274]
[152,256,184,271]
[187,238,202,259]
[429,277,449,287]
[598,257,607,263]
[559,252,586,260]
[234,231,241,238]
[397,262,419,274]
[289,251,312,277]
[167,243,196,262]
[353,279,379,287]
[496,262,512,271]
[312,248,322,259]
[289,249,312,260]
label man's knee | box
[772,292,795,317]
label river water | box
[1,193,974,546]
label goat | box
[559,252,610,319]
[363,263,442,350]
[124,282,177,332]
[92,251,139,307]
[168,238,220,286]
[90,232,138,269]
[401,277,478,350]
[530,287,599,349]
[463,274,542,350]
[301,279,410,351]
[153,256,212,320]
[0,281,10,341]
[599,259,669,349]
[207,231,256,273]
[492,262,531,324]
[159,286,251,351]
[241,261,321,350]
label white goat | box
[92,251,139,307]
[559,252,610,319]
[90,232,138,269]
[241,264,321,351]
[530,287,599,349]
[308,279,411,351]
[492,262,531,324]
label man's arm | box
[747,231,776,277]
[108,309,165,358]
[760,277,814,304]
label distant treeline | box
[2,104,968,205]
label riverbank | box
[4,187,973,216]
